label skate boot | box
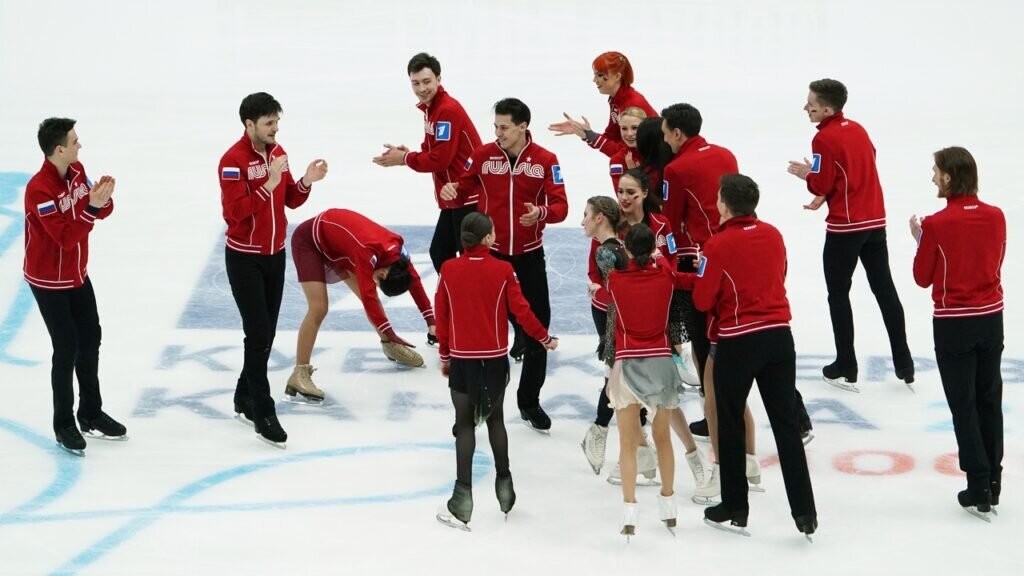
[795,514,818,542]
[685,448,710,488]
[689,418,710,443]
[55,425,86,457]
[746,454,765,492]
[581,423,609,474]
[637,444,660,486]
[895,364,916,393]
[495,472,516,518]
[437,481,473,531]
[672,343,701,388]
[254,413,287,449]
[658,492,677,534]
[78,412,128,441]
[621,502,639,541]
[958,488,993,522]
[692,463,721,504]
[991,479,1001,509]
[509,337,526,363]
[823,361,859,393]
[520,405,551,434]
[381,339,425,368]
[233,397,254,428]
[704,503,750,537]
[284,364,325,405]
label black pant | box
[678,257,710,388]
[429,206,474,273]
[225,248,286,419]
[30,278,103,432]
[823,229,911,372]
[493,248,550,409]
[715,328,815,518]
[934,313,1004,493]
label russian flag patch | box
[609,163,624,175]
[221,167,241,181]
[37,200,57,217]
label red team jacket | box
[805,113,887,234]
[312,209,435,334]
[913,195,1006,318]
[456,133,569,256]
[219,134,311,255]
[661,136,738,258]
[588,212,677,311]
[403,86,483,209]
[692,216,792,339]
[589,86,657,158]
[434,245,552,361]
[608,258,676,359]
[23,161,113,289]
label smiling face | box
[54,128,81,164]
[494,114,527,154]
[593,69,622,96]
[619,114,642,148]
[409,68,440,105]
[804,91,830,123]
[616,173,647,219]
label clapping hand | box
[372,144,409,167]
[88,175,115,208]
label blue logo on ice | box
[810,153,822,174]
[666,233,677,255]
[662,180,669,201]
[697,255,707,277]
[435,121,451,142]
[552,165,563,184]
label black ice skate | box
[689,418,710,443]
[78,412,128,441]
[437,481,473,531]
[509,338,525,363]
[795,514,818,542]
[822,361,859,393]
[895,365,916,393]
[254,414,287,449]
[520,406,551,434]
[703,504,750,537]
[55,425,86,457]
[958,489,994,522]
[495,473,516,520]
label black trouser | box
[934,312,1004,494]
[225,248,286,419]
[678,257,710,388]
[823,229,911,373]
[715,328,815,519]
[493,248,550,409]
[429,206,474,273]
[30,278,103,432]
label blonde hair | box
[619,106,648,122]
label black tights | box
[452,389,509,485]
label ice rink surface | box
[1,1,1023,574]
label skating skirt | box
[606,356,683,414]
[291,219,349,284]
[449,357,510,426]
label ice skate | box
[746,454,765,493]
[685,448,711,488]
[959,489,994,522]
[55,425,86,457]
[283,364,325,406]
[823,361,859,393]
[233,397,254,428]
[78,412,128,441]
[437,481,473,531]
[607,448,661,487]
[426,332,439,347]
[581,423,608,474]
[672,343,701,388]
[692,463,721,504]
[704,503,750,537]
[509,337,525,363]
[658,492,677,535]
[254,414,287,449]
[795,514,818,542]
[689,418,710,443]
[381,339,425,368]
[896,365,916,393]
[495,473,516,520]
[520,406,551,434]
[621,502,638,541]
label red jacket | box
[913,195,1006,318]
[456,133,568,255]
[23,160,113,290]
[403,86,483,209]
[219,134,311,255]
[608,258,676,359]
[311,209,435,334]
[435,245,551,360]
[805,113,887,234]
[692,216,791,339]
[661,136,737,258]
[587,212,677,311]
[589,85,657,157]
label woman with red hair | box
[548,51,657,157]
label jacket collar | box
[816,112,846,131]
[416,85,448,112]
[720,215,758,231]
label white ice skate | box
[692,463,721,505]
[673,342,701,388]
[436,503,471,532]
[607,446,661,487]
[685,448,711,488]
[621,502,638,541]
[747,454,765,493]
[658,493,677,535]
[581,423,609,475]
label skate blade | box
[56,442,85,457]
[824,376,860,393]
[82,430,128,441]
[234,413,254,428]
[663,519,677,537]
[607,476,661,487]
[691,494,720,505]
[436,513,471,532]
[805,534,814,543]
[621,525,635,541]
[704,518,751,537]
[963,507,993,522]
[281,394,324,407]
[802,433,815,446]
[256,435,287,450]
[905,382,916,394]
[522,421,551,435]
[748,482,766,493]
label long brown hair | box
[587,195,628,235]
